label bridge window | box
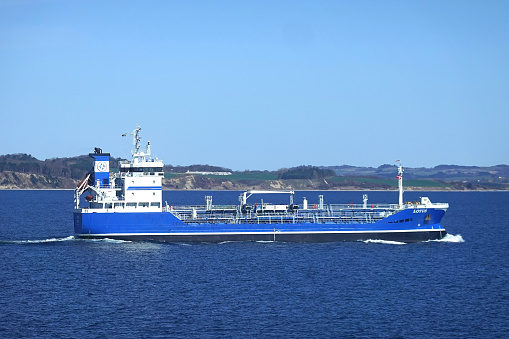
[120,167,163,173]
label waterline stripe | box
[80,229,446,237]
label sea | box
[0,190,508,338]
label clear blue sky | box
[1,0,508,170]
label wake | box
[430,233,465,243]
[1,235,76,244]
[363,239,406,245]
[83,238,132,243]
[24,235,76,243]
[1,236,131,245]
[363,233,465,245]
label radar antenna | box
[129,125,151,163]
[131,125,141,156]
[396,160,404,208]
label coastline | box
[0,173,506,191]
[3,188,505,192]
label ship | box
[73,126,449,243]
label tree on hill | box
[0,153,121,180]
[165,164,232,173]
[377,164,396,169]
[278,166,336,180]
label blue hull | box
[74,208,447,243]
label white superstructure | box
[75,125,164,212]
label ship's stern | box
[73,210,83,235]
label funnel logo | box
[95,161,109,173]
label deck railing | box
[170,204,397,225]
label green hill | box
[0,153,507,190]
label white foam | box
[85,238,132,244]
[363,239,407,245]
[432,233,465,243]
[218,241,237,245]
[18,236,76,244]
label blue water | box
[1,190,508,338]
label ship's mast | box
[130,125,151,164]
[397,161,404,208]
[132,125,141,157]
